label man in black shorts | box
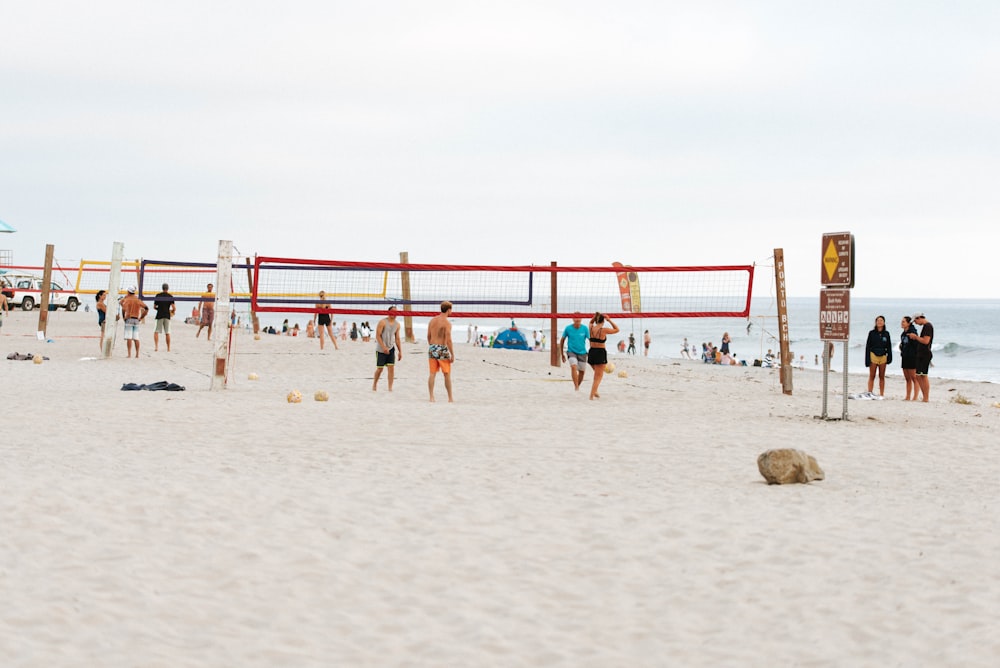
[908,312,934,402]
[372,306,402,391]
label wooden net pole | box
[211,240,233,390]
[774,248,793,395]
[37,244,54,337]
[550,261,560,367]
[400,251,415,343]
[102,242,124,358]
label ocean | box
[248,297,1000,385]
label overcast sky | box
[2,1,997,299]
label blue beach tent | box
[492,328,530,350]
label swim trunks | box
[428,344,452,374]
[317,313,331,326]
[200,307,214,326]
[567,351,588,370]
[376,349,396,368]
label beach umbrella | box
[0,219,15,233]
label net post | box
[773,248,793,395]
[400,251,415,343]
[245,259,260,334]
[211,240,233,390]
[549,261,560,367]
[37,244,55,337]
[102,242,124,358]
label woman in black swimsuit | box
[314,291,339,350]
[588,312,620,400]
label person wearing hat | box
[907,312,934,402]
[118,286,149,358]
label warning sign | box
[819,289,851,341]
[821,232,854,287]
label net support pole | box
[37,244,55,337]
[400,251,415,343]
[774,248,793,395]
[245,260,260,334]
[550,261,560,367]
[102,242,124,358]
[211,240,233,390]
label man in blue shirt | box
[559,312,589,391]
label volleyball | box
[618,370,628,378]
[32,355,43,365]
[286,390,303,403]
[254,334,261,341]
[314,390,329,402]
[605,363,615,374]
[248,372,259,380]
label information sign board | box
[820,289,851,341]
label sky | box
[2,1,998,299]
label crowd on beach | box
[4,283,937,405]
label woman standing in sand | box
[899,315,919,400]
[314,291,339,350]
[865,315,893,397]
[587,312,620,400]
[96,290,108,351]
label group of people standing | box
[95,282,189,356]
[558,311,620,400]
[865,312,934,401]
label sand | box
[2,309,999,667]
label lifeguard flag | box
[612,262,641,313]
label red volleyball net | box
[250,256,755,320]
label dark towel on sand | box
[121,381,186,391]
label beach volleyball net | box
[74,259,256,302]
[250,257,755,319]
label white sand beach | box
[3,309,999,667]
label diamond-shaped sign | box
[821,233,854,287]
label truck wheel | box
[22,296,35,311]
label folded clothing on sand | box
[7,352,49,361]
[121,381,186,391]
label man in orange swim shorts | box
[427,300,455,402]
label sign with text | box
[821,232,854,287]
[819,289,851,341]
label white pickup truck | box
[1,273,82,311]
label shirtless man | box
[372,306,402,391]
[118,286,150,358]
[427,300,455,402]
[196,283,214,340]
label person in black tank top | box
[587,312,619,400]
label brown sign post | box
[819,233,854,420]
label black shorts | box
[588,347,608,367]
[915,355,932,375]
[317,313,331,326]
[376,349,396,368]
[901,354,917,370]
